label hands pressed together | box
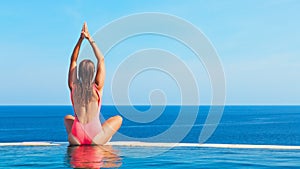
[80,22,93,42]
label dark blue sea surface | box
[0,105,299,145]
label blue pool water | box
[0,105,300,168]
[1,143,300,168]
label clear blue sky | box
[0,0,299,105]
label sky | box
[0,0,299,105]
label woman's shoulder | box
[93,83,103,98]
[92,83,102,92]
[70,82,79,91]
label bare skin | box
[64,22,122,146]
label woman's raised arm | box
[68,25,85,90]
[82,23,106,92]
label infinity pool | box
[1,142,300,168]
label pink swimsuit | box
[71,85,103,145]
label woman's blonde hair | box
[74,59,95,105]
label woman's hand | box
[81,22,92,41]
[80,23,86,39]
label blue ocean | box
[0,105,300,168]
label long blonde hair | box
[74,59,95,106]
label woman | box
[64,22,122,146]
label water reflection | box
[66,145,122,169]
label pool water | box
[1,143,300,168]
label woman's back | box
[71,83,101,124]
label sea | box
[0,105,300,168]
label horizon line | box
[0,104,299,106]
